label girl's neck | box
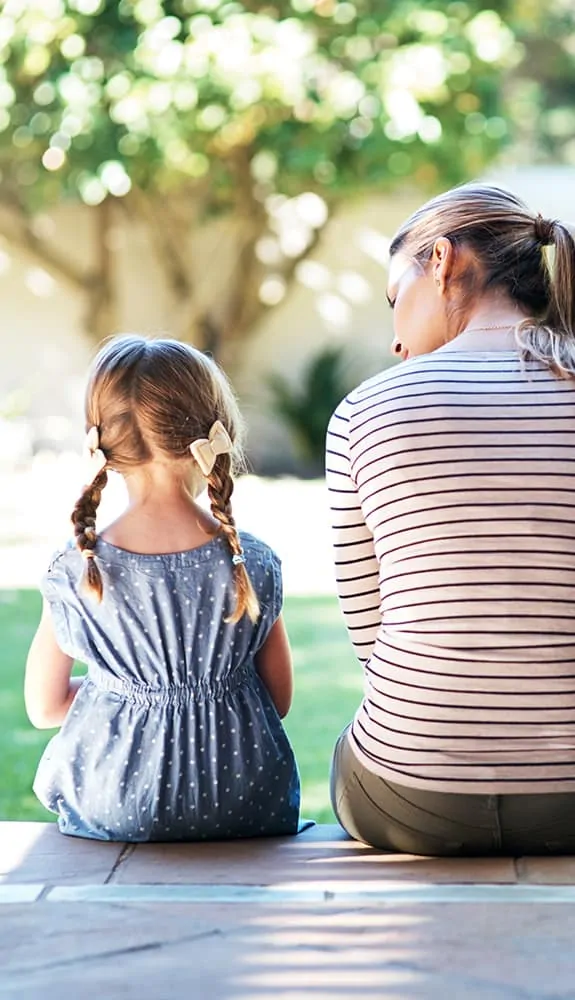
[123,462,194,504]
[101,465,220,555]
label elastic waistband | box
[87,664,254,705]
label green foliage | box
[1,2,573,349]
[2,0,573,214]
[0,589,52,821]
[268,345,356,469]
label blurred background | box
[1,0,575,823]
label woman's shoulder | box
[351,353,454,401]
[329,357,428,427]
[332,349,527,421]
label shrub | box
[267,345,356,474]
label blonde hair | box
[390,183,575,377]
[71,335,259,623]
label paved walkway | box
[3,822,575,998]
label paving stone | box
[516,855,575,884]
[2,900,575,999]
[0,822,123,885]
[116,824,517,886]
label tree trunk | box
[84,198,117,343]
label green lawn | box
[0,590,362,825]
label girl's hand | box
[24,601,80,729]
[254,614,293,718]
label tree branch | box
[216,147,268,359]
[0,198,89,292]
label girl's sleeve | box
[40,551,76,659]
[251,547,283,651]
[268,550,283,623]
[326,396,381,666]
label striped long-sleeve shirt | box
[326,347,575,793]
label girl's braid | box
[71,469,108,602]
[207,455,259,623]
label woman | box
[326,183,575,855]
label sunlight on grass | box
[0,590,361,824]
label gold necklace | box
[461,323,518,335]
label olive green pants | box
[331,727,575,856]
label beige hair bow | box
[189,420,232,477]
[83,425,107,486]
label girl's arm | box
[254,614,293,718]
[24,600,81,729]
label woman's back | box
[328,347,575,792]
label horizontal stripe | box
[368,649,575,681]
[353,398,575,434]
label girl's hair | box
[389,183,575,377]
[71,335,259,623]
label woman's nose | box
[391,338,409,361]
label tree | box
[0,0,573,359]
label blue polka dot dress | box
[33,532,301,842]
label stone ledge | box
[3,821,575,890]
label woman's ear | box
[432,237,454,295]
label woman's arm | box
[326,400,381,665]
[24,600,82,729]
[254,614,293,718]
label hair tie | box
[82,549,96,560]
[190,420,233,477]
[232,552,245,566]
[83,425,107,486]
[534,214,555,245]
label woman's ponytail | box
[516,220,575,378]
[548,222,575,335]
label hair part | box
[72,335,259,620]
[390,183,575,378]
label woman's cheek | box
[393,299,409,343]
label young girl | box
[25,335,300,842]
